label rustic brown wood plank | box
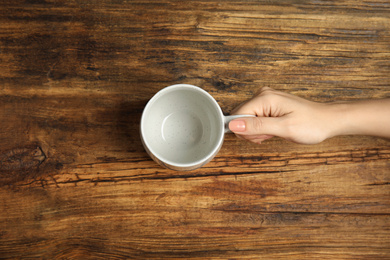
[1,174,389,258]
[0,0,389,259]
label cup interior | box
[141,85,224,166]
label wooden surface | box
[1,0,389,259]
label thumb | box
[229,117,286,137]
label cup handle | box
[224,115,256,134]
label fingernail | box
[229,120,246,132]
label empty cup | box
[140,84,253,171]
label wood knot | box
[0,145,46,185]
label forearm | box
[325,98,390,139]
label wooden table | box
[1,1,389,259]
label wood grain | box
[0,0,389,259]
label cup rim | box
[140,84,225,169]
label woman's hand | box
[229,87,390,144]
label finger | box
[234,134,245,140]
[236,134,274,144]
[229,117,286,138]
[238,134,274,141]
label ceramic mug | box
[140,84,254,171]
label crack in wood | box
[366,182,390,186]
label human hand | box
[228,87,338,145]
[229,87,390,145]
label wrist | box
[321,102,353,139]
[322,99,390,139]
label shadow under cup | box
[141,85,225,170]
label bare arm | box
[326,99,390,138]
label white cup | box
[140,84,253,171]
